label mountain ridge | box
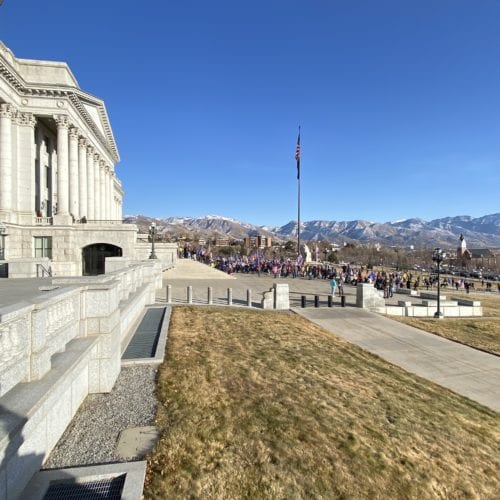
[123,213,500,248]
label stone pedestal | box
[356,283,385,309]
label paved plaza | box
[160,259,500,413]
[159,258,358,308]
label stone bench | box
[456,299,481,307]
[420,292,447,301]
[422,300,457,307]
[395,288,418,296]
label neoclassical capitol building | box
[0,41,171,276]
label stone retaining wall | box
[0,260,163,499]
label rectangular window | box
[34,236,52,259]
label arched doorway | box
[82,243,122,276]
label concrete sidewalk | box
[294,306,500,412]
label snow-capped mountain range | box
[123,213,500,248]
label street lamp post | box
[149,222,158,259]
[432,247,445,319]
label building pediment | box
[0,41,119,162]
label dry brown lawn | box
[145,307,499,499]
[396,293,500,356]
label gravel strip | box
[43,365,158,469]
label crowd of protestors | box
[180,245,500,294]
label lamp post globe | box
[432,247,446,318]
[149,222,158,259]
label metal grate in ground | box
[122,307,165,359]
[43,475,125,500]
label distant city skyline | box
[1,1,499,226]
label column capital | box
[78,137,87,149]
[86,145,94,156]
[94,153,100,162]
[15,111,37,128]
[54,114,70,128]
[69,126,79,139]
[0,103,15,118]
[99,159,105,168]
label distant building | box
[456,234,472,268]
[455,234,497,269]
[215,238,230,247]
[468,248,497,269]
[244,235,272,249]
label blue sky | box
[1,1,499,226]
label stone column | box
[86,145,95,220]
[15,112,37,220]
[0,104,14,216]
[99,160,106,221]
[107,167,113,220]
[54,115,70,216]
[93,153,101,219]
[68,127,79,219]
[78,137,87,219]
[104,166,109,220]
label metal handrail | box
[36,263,52,278]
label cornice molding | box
[0,52,119,163]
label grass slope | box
[145,307,499,499]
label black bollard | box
[301,295,306,308]
[328,295,333,307]
[341,295,346,307]
[314,295,319,308]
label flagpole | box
[296,126,301,257]
[297,172,301,256]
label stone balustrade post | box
[247,289,252,307]
[227,288,232,306]
[187,285,193,304]
[166,284,172,304]
[207,286,212,305]
[83,282,121,393]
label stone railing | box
[0,260,164,498]
[30,288,81,382]
[76,219,124,225]
[34,216,53,225]
[0,303,31,397]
